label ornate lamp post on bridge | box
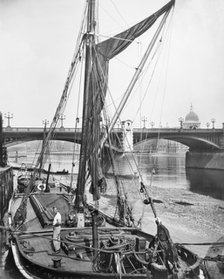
[42,119,49,131]
[142,116,147,129]
[4,112,13,128]
[211,118,216,129]
[75,116,80,130]
[76,117,80,125]
[116,120,121,129]
[178,117,184,130]
[206,122,210,129]
[150,121,154,129]
[59,114,66,129]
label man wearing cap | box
[52,207,61,253]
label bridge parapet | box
[132,127,224,151]
[2,126,224,152]
[3,127,81,133]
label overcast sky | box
[0,0,224,128]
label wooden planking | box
[35,193,71,224]
[21,234,93,272]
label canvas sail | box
[75,0,175,205]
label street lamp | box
[59,114,66,128]
[42,119,49,130]
[76,117,79,124]
[150,121,154,129]
[4,112,13,128]
[116,120,121,129]
[142,116,147,129]
[211,118,216,129]
[206,122,210,129]
[178,117,184,130]
[74,116,80,130]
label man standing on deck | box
[52,207,61,253]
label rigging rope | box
[92,44,142,226]
[177,242,224,246]
[93,44,143,183]
[153,8,174,154]
[13,2,88,227]
[35,2,88,172]
[70,44,85,189]
[130,7,174,173]
[91,13,176,229]
[110,0,130,28]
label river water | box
[1,151,224,278]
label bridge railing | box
[3,127,82,132]
[3,127,224,132]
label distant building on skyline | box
[183,105,200,129]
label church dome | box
[185,110,199,122]
[183,105,200,129]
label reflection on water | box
[137,153,189,190]
[8,151,224,200]
[186,168,224,200]
[137,154,224,201]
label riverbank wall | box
[0,167,13,220]
[186,151,224,170]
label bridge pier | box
[185,123,224,170]
[186,150,224,170]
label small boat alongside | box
[16,163,32,193]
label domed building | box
[183,105,200,129]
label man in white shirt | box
[52,207,61,253]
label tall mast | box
[75,0,99,260]
[75,0,96,209]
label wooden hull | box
[8,190,204,279]
[10,240,162,279]
[10,232,203,279]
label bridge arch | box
[3,127,224,152]
[162,135,220,151]
[4,138,79,148]
[134,135,220,151]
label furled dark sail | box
[76,0,175,205]
[94,0,175,112]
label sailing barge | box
[7,0,205,278]
[8,188,202,279]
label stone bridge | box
[3,127,123,153]
[133,127,224,151]
[3,125,224,152]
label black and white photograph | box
[0,1,224,278]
